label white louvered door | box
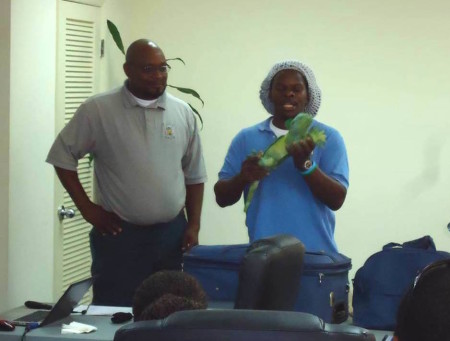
[55,0,101,302]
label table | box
[0,307,128,341]
[1,307,392,341]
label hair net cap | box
[259,60,322,117]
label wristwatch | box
[302,159,313,171]
[300,159,317,176]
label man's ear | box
[123,63,130,78]
[393,336,399,341]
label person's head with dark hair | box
[394,259,450,341]
[139,293,206,320]
[132,270,207,321]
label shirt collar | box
[121,81,167,110]
[257,117,274,133]
[258,116,317,131]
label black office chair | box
[234,234,305,310]
[114,309,376,341]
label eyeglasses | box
[131,63,171,75]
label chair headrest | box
[114,309,375,341]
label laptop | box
[13,277,92,327]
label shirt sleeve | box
[46,103,96,171]
[182,113,207,185]
[218,130,247,180]
[318,128,349,189]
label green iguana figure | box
[244,113,326,212]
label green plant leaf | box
[107,20,125,55]
[188,103,203,128]
[166,57,185,65]
[88,153,94,167]
[167,85,204,107]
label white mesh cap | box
[259,60,322,117]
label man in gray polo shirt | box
[46,39,207,306]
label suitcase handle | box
[306,251,339,262]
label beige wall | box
[4,0,100,313]
[0,0,11,313]
[7,0,57,310]
[102,0,450,278]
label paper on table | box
[86,305,132,315]
[62,322,97,334]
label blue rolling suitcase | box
[295,251,352,324]
[184,242,351,323]
[183,244,246,305]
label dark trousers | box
[89,212,187,306]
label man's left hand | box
[286,136,315,171]
[182,224,199,252]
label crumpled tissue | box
[61,321,97,334]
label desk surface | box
[1,307,392,341]
[0,307,128,341]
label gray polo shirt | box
[47,85,207,225]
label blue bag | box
[352,235,450,330]
[183,244,246,304]
[183,243,352,323]
[295,251,351,324]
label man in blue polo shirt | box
[214,60,348,253]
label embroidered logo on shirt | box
[164,125,175,139]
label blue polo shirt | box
[219,117,349,253]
